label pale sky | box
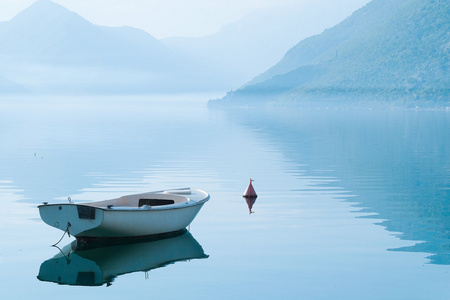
[0,0,369,39]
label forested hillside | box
[214,0,449,106]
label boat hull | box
[79,202,205,238]
[38,188,209,238]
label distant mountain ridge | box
[162,0,370,88]
[213,0,450,106]
[0,0,168,67]
[0,0,370,96]
[0,0,205,94]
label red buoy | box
[243,178,257,198]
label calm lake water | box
[1,96,450,299]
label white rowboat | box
[38,188,209,240]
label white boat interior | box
[84,188,208,210]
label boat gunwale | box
[38,198,209,212]
[37,189,210,212]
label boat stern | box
[38,204,104,237]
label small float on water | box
[243,178,257,198]
[38,188,209,241]
[243,179,257,214]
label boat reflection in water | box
[37,229,208,286]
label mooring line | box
[52,222,71,247]
[52,244,71,264]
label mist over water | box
[0,0,448,298]
[1,96,450,299]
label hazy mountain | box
[0,0,373,96]
[0,0,169,67]
[213,0,450,106]
[0,0,210,94]
[163,0,370,88]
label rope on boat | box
[52,222,71,247]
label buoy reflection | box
[244,196,257,214]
